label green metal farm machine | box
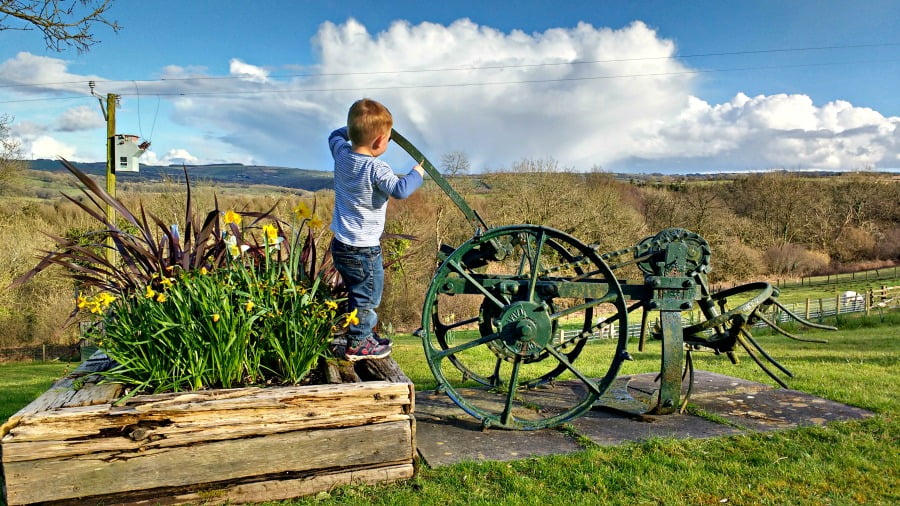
[392,130,834,430]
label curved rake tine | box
[769,298,838,331]
[739,328,794,378]
[680,349,695,414]
[736,334,789,388]
[754,311,829,343]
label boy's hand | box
[412,161,425,177]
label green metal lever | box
[391,129,488,234]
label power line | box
[0,41,898,90]
[0,56,898,104]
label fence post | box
[865,289,871,316]
[42,344,46,362]
[805,298,810,320]
[818,298,824,322]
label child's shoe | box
[372,332,392,346]
[343,335,391,361]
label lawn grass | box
[0,361,71,422]
[1,313,896,505]
[302,311,900,505]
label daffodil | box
[263,223,284,247]
[293,201,312,220]
[245,300,255,312]
[76,295,88,309]
[223,210,242,226]
[309,215,324,229]
[342,308,359,328]
[145,285,157,299]
[325,300,338,311]
[200,267,208,275]
[224,234,249,257]
[212,313,220,322]
[160,277,173,288]
[156,293,167,303]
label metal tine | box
[679,350,695,413]
[754,311,829,344]
[739,328,794,378]
[736,333,789,388]
[769,298,838,331]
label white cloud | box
[229,59,269,82]
[2,19,898,172]
[140,148,200,166]
[57,106,105,132]
[26,135,80,160]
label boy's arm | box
[329,127,349,157]
[374,163,424,199]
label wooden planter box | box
[1,355,416,505]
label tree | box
[1,0,119,52]
[0,113,25,193]
[440,150,470,177]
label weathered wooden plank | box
[46,463,414,506]
[5,381,411,441]
[4,419,413,504]
[64,382,124,408]
[3,412,413,462]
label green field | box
[2,309,897,505]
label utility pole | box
[91,82,118,266]
[104,92,117,266]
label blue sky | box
[1,0,898,173]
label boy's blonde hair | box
[347,98,393,146]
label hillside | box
[27,159,335,192]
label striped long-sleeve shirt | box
[329,127,423,247]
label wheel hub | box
[487,301,553,361]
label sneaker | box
[372,332,392,346]
[343,335,391,362]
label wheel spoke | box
[436,315,480,332]
[447,259,506,309]
[500,356,523,425]
[545,345,603,395]
[434,331,500,360]
[527,229,548,302]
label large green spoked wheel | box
[421,225,630,430]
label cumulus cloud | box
[26,136,81,160]
[2,19,898,172]
[57,106,105,132]
[229,59,269,82]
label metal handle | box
[391,129,488,233]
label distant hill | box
[27,159,334,192]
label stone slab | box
[415,392,584,467]
[413,371,874,467]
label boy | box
[329,98,425,361]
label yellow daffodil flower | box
[212,313,220,322]
[245,300,255,312]
[160,277,173,288]
[145,285,157,299]
[342,308,359,328]
[262,223,279,243]
[309,215,324,229]
[76,295,88,309]
[223,210,242,225]
[325,300,338,311]
[293,201,312,220]
[200,267,208,275]
[156,293,167,303]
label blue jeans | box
[330,239,384,347]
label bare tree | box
[0,113,25,192]
[440,150,470,177]
[1,0,119,52]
